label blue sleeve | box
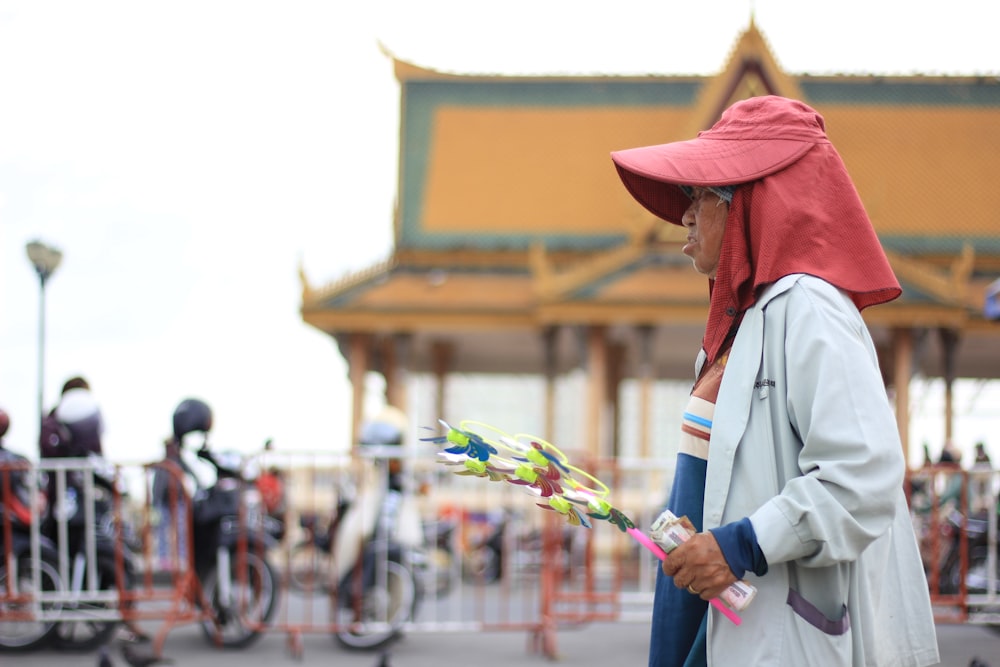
[709,517,768,578]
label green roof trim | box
[405,79,701,107]
[881,236,1000,256]
[396,232,630,252]
[801,80,1000,106]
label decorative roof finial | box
[298,256,313,300]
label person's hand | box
[661,531,737,600]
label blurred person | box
[922,441,933,468]
[0,407,9,451]
[972,441,991,468]
[936,439,964,511]
[359,405,423,548]
[970,441,993,513]
[39,375,104,458]
[0,407,35,530]
[938,439,961,466]
[151,436,193,569]
[255,439,287,541]
[38,376,105,513]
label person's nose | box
[681,203,696,227]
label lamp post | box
[25,240,62,433]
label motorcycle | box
[287,496,350,594]
[910,467,999,604]
[286,455,425,651]
[0,449,63,652]
[39,453,139,652]
[172,398,280,649]
[461,509,506,583]
[940,503,1000,597]
[461,508,585,584]
[421,514,457,597]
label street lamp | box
[25,239,62,433]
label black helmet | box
[0,407,9,439]
[172,398,213,440]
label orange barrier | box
[258,449,559,659]
[907,465,1000,626]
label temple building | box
[300,21,1000,466]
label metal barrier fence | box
[2,451,998,660]
[0,454,232,656]
[259,447,674,658]
[907,464,1000,626]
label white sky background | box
[1,0,998,466]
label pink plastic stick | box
[626,527,742,626]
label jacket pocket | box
[781,587,853,664]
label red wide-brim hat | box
[611,95,830,225]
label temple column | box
[585,326,609,459]
[348,332,373,446]
[384,333,413,416]
[636,325,654,459]
[430,340,453,430]
[939,327,960,444]
[542,327,558,443]
[607,341,626,458]
[379,336,395,405]
[892,327,914,467]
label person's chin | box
[692,260,714,277]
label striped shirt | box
[648,350,729,667]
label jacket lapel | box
[702,275,803,529]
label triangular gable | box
[528,22,808,305]
[392,23,806,255]
[683,20,805,135]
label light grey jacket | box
[702,274,939,666]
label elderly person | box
[611,96,938,667]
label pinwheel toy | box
[422,419,749,625]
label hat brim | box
[611,136,815,225]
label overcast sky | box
[1,0,998,466]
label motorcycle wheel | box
[50,559,132,652]
[287,541,330,594]
[938,551,962,596]
[334,558,417,650]
[966,546,1000,594]
[0,550,62,652]
[198,550,279,649]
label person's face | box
[680,187,729,278]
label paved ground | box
[6,620,999,667]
